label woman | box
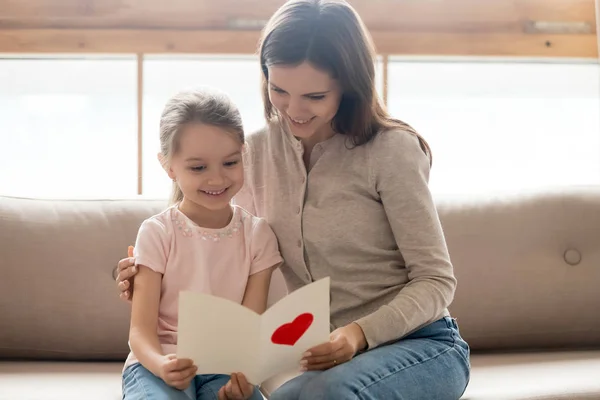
[116,0,470,399]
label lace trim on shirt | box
[171,211,246,241]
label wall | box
[0,0,597,57]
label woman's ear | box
[157,153,176,181]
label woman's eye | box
[308,95,325,101]
[271,87,285,94]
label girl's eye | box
[190,166,205,172]
[271,87,285,94]
[308,95,325,101]
[224,160,239,167]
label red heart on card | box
[271,313,314,346]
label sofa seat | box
[259,350,600,400]
[461,350,600,400]
[0,362,122,400]
[1,350,599,400]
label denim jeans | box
[270,317,470,400]
[122,362,264,400]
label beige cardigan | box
[235,121,455,349]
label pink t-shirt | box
[124,204,283,370]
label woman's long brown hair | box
[258,0,432,165]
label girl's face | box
[166,123,244,212]
[268,62,343,141]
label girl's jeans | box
[122,363,264,400]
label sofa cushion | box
[0,362,123,400]
[462,350,600,399]
[0,195,288,360]
[2,351,598,400]
[0,196,166,360]
[0,361,266,400]
[259,350,600,399]
[1,188,599,360]
[439,188,600,351]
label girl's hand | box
[116,246,138,301]
[218,373,255,400]
[159,354,197,390]
[300,323,367,371]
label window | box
[0,55,137,198]
[387,58,600,198]
[4,54,596,200]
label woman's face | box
[267,62,343,141]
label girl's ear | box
[157,153,176,181]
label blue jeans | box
[270,317,470,400]
[122,362,264,400]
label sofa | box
[1,187,599,400]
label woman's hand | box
[217,373,255,400]
[159,354,197,391]
[300,322,367,371]
[116,246,138,301]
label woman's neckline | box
[276,118,339,150]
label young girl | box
[122,88,282,400]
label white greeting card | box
[177,277,330,384]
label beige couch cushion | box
[1,189,599,399]
[0,196,166,359]
[0,195,287,360]
[2,351,599,400]
[462,350,600,400]
[1,188,599,360]
[440,187,600,350]
[258,350,600,400]
[0,362,122,400]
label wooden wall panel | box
[516,0,594,22]
[0,0,596,57]
[0,0,595,32]
[0,29,263,53]
[0,0,282,29]
[1,29,596,58]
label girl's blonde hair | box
[258,0,431,164]
[159,88,245,205]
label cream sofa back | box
[1,187,599,360]
[441,187,600,350]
